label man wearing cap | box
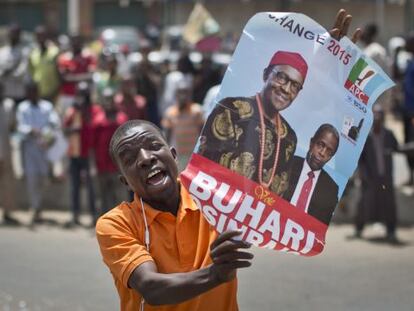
[198,50,307,196]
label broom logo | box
[355,70,374,87]
[344,58,378,105]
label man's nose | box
[281,81,292,92]
[138,149,156,168]
[319,147,329,159]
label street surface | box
[0,211,413,311]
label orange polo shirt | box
[96,185,238,311]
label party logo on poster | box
[344,58,385,104]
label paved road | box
[0,212,413,311]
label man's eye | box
[121,152,137,165]
[151,143,163,150]
[124,157,135,165]
[276,72,288,83]
[291,82,301,90]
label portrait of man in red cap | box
[198,50,307,196]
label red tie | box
[296,171,315,211]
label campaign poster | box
[180,12,394,256]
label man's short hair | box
[9,23,21,33]
[312,123,340,152]
[363,23,378,40]
[109,120,166,165]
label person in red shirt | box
[114,75,147,121]
[57,35,96,116]
[63,82,100,227]
[93,88,128,214]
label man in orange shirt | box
[96,120,253,310]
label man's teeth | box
[148,169,161,179]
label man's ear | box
[170,147,177,161]
[119,175,130,188]
[263,67,268,82]
[309,137,314,149]
[263,65,273,82]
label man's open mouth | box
[146,169,167,185]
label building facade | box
[0,0,412,47]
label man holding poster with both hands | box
[96,10,364,311]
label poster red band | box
[181,154,327,256]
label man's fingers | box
[213,251,254,264]
[210,230,243,250]
[332,9,346,35]
[211,239,251,258]
[339,14,352,38]
[330,9,358,41]
[351,28,362,44]
[220,260,253,270]
[329,28,340,40]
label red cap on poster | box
[269,51,308,80]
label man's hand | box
[329,9,361,43]
[209,230,254,283]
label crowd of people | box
[0,20,413,240]
[0,23,223,227]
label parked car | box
[146,25,232,69]
[96,26,141,53]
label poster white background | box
[207,12,394,198]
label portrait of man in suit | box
[283,124,340,225]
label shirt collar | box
[303,159,322,179]
[180,182,199,212]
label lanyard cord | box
[140,197,150,251]
[139,197,150,311]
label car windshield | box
[100,27,139,51]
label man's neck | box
[178,102,191,112]
[144,185,181,216]
[258,93,278,122]
[123,93,134,101]
[305,159,321,174]
[30,99,39,106]
[73,50,81,57]
[40,43,47,54]
[373,126,383,134]
[105,109,117,120]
